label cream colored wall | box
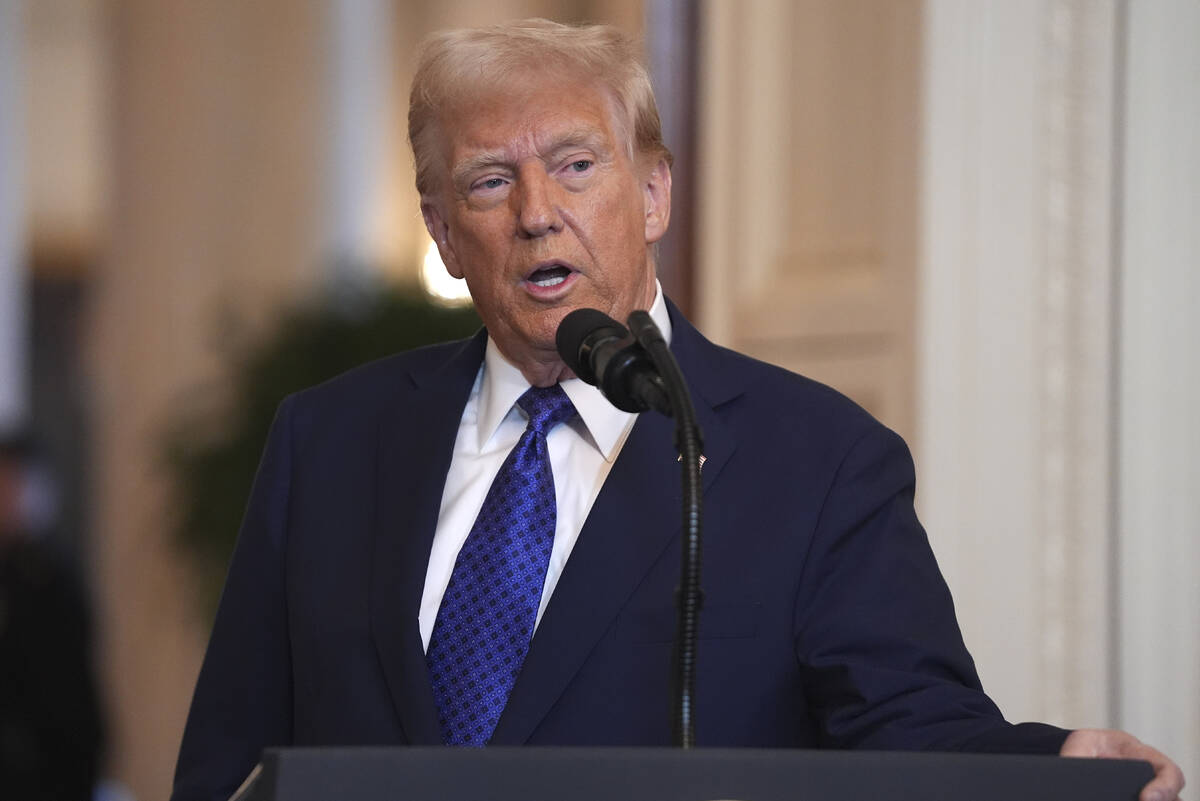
[1116,0,1200,786]
[918,0,1200,783]
[918,0,1119,730]
[94,2,325,798]
[24,0,107,259]
[697,0,920,440]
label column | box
[1116,0,1200,786]
[324,0,394,276]
[917,0,1119,727]
[95,2,324,798]
[0,0,27,430]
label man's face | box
[421,76,671,381]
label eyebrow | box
[451,152,507,188]
[450,128,613,187]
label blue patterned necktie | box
[426,383,577,746]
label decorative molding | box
[1036,0,1118,726]
[698,0,918,439]
[918,0,1048,723]
[918,0,1118,728]
[644,0,699,314]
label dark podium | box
[232,746,1152,801]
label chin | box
[520,311,572,351]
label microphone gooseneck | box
[555,308,705,749]
[626,311,705,750]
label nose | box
[513,164,563,238]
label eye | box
[480,177,506,190]
[568,159,593,173]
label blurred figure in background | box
[0,430,104,801]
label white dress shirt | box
[418,283,673,651]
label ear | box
[421,201,463,279]
[642,157,672,245]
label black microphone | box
[555,308,672,416]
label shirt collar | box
[476,280,673,460]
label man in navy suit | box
[172,18,1183,801]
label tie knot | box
[517,384,576,434]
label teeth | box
[532,274,566,287]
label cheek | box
[588,188,644,249]
[452,218,509,267]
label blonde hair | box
[408,18,672,197]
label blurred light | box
[420,239,473,306]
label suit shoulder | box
[689,339,914,482]
[286,334,480,419]
[704,341,881,433]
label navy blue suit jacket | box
[172,304,1068,801]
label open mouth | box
[527,264,573,288]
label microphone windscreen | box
[555,308,626,379]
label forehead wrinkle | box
[543,127,614,160]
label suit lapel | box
[490,307,740,744]
[370,332,486,745]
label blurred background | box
[0,0,1196,798]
